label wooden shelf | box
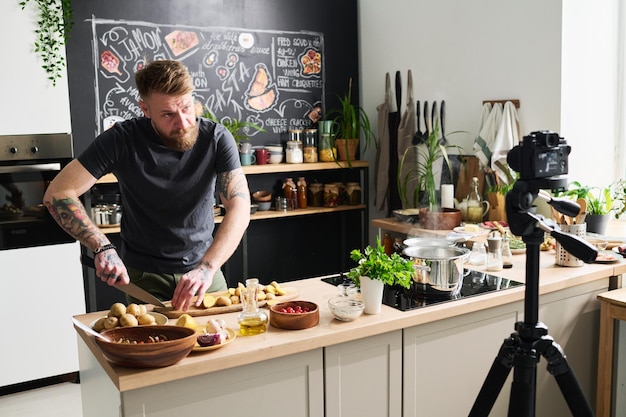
[95,161,368,184]
[100,204,366,234]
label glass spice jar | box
[303,129,318,163]
[297,177,307,209]
[283,177,296,200]
[318,133,336,162]
[324,183,339,207]
[345,182,362,205]
[308,182,324,207]
[285,140,303,163]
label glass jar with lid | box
[303,129,318,163]
[345,182,362,205]
[285,140,303,163]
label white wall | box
[358,0,620,239]
[0,1,71,135]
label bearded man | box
[44,60,250,311]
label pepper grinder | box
[486,236,503,272]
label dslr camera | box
[507,130,571,180]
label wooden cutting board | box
[154,287,299,318]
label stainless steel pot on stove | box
[402,246,470,297]
[91,204,122,226]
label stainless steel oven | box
[0,133,74,249]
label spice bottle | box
[502,234,513,269]
[237,278,268,336]
[466,177,484,224]
[383,233,393,256]
[297,177,307,209]
[283,178,296,200]
[285,140,303,163]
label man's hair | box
[135,60,194,99]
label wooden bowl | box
[269,301,319,330]
[252,190,272,202]
[95,325,196,368]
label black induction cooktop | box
[322,270,524,311]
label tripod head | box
[505,131,597,263]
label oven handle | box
[0,163,61,174]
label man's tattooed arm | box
[44,196,109,250]
[217,169,250,202]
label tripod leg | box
[469,335,517,417]
[536,337,594,417]
[507,346,539,417]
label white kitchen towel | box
[490,101,520,185]
[374,73,391,212]
[473,102,503,169]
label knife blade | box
[80,254,167,307]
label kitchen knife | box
[80,254,167,307]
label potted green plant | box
[347,237,414,314]
[327,78,377,167]
[556,180,626,233]
[397,122,464,229]
[202,108,265,146]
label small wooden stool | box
[596,287,626,417]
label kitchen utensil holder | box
[555,223,586,267]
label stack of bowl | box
[252,190,272,211]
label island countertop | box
[72,250,623,393]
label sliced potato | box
[202,294,217,309]
[215,295,232,306]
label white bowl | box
[328,296,364,322]
[268,153,283,164]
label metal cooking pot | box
[403,237,459,248]
[402,246,470,297]
[91,204,122,226]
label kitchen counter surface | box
[72,249,624,393]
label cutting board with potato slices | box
[154,281,298,318]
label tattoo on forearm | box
[217,171,248,201]
[45,197,107,246]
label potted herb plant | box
[347,237,414,314]
[397,121,463,229]
[556,180,626,234]
[202,108,265,146]
[327,78,377,167]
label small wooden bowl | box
[269,301,319,330]
[252,190,272,202]
[95,325,196,368]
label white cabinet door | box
[120,349,324,417]
[325,330,403,417]
[0,242,84,386]
[404,304,519,417]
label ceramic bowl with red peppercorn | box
[269,300,319,330]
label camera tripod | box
[468,177,597,417]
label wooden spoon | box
[575,198,587,224]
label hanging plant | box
[19,0,74,86]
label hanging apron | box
[396,70,417,208]
[374,73,392,213]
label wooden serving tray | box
[154,287,298,318]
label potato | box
[264,284,276,295]
[138,304,147,316]
[126,303,141,317]
[103,316,119,329]
[119,313,139,327]
[230,295,240,304]
[265,292,276,300]
[257,291,266,301]
[92,317,107,332]
[137,314,156,325]
[202,295,217,309]
[215,295,232,306]
[228,287,236,296]
[274,285,287,296]
[108,302,126,318]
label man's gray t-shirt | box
[79,117,240,273]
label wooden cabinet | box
[325,330,403,417]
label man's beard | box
[155,122,199,152]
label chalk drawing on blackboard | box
[204,51,218,67]
[299,49,321,77]
[226,53,238,69]
[164,30,200,58]
[245,63,278,113]
[216,66,229,81]
[238,33,254,49]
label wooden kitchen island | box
[73,250,626,417]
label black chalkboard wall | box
[66,0,359,156]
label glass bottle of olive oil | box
[238,278,268,336]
